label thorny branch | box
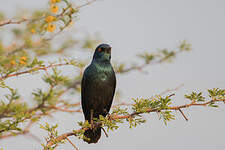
[0,63,71,81]
[0,84,184,140]
[0,114,43,139]
[45,98,225,148]
[46,132,77,148]
[117,50,183,74]
[0,0,97,27]
[0,18,29,27]
[113,99,225,119]
[3,0,97,57]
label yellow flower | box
[20,56,27,61]
[50,0,60,3]
[47,24,56,32]
[19,60,26,65]
[50,0,56,3]
[19,56,27,65]
[31,28,36,33]
[68,21,73,27]
[10,60,17,66]
[45,15,55,23]
[51,5,58,13]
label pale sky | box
[0,0,225,150]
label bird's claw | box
[91,119,94,129]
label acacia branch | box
[76,0,97,9]
[159,84,184,95]
[45,132,77,148]
[45,98,225,147]
[0,112,45,139]
[114,99,225,119]
[43,106,81,113]
[0,0,97,27]
[116,52,180,74]
[0,63,70,81]
[0,18,29,27]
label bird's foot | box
[90,119,94,129]
[107,113,112,121]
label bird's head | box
[93,44,112,63]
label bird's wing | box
[81,70,90,120]
[106,71,116,113]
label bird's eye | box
[98,48,102,52]
[98,47,105,52]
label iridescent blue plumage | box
[81,44,116,143]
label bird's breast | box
[99,72,108,82]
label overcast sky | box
[0,0,225,150]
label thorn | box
[178,108,188,121]
[66,136,79,150]
[168,93,175,97]
[101,127,108,138]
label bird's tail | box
[83,127,101,144]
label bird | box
[81,43,116,144]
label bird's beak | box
[106,47,111,54]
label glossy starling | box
[81,44,116,143]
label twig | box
[66,136,79,150]
[117,50,183,74]
[0,112,47,139]
[46,132,76,147]
[0,63,70,81]
[44,106,81,113]
[159,84,184,95]
[0,130,29,139]
[76,0,97,9]
[101,127,108,137]
[178,108,188,121]
[0,18,28,27]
